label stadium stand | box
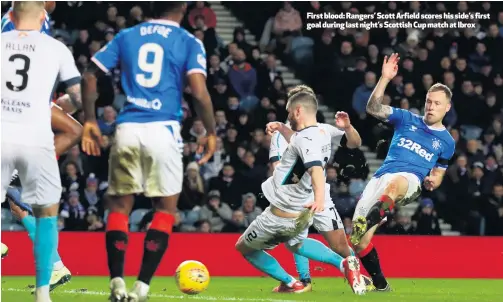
[1,1,502,237]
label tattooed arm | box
[56,84,82,114]
[367,53,400,121]
[366,77,393,121]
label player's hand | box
[382,53,400,80]
[82,121,104,156]
[197,134,217,166]
[304,200,324,213]
[423,175,440,191]
[266,122,283,136]
[335,111,351,130]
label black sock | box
[106,230,128,279]
[138,229,170,285]
[359,247,388,289]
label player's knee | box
[235,237,249,255]
[107,195,134,215]
[285,242,301,253]
[324,230,349,254]
[384,181,399,196]
[31,203,59,218]
[384,175,408,198]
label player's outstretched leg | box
[350,175,411,246]
[352,216,393,292]
[358,241,390,291]
[128,196,177,301]
[351,193,396,247]
[287,238,366,295]
[7,188,71,292]
[32,204,59,302]
[235,214,307,294]
[236,243,304,293]
[293,253,312,289]
[350,175,411,291]
[105,196,133,302]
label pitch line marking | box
[3,288,309,302]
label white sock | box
[52,261,64,271]
[339,259,346,274]
[286,277,297,287]
[35,285,50,301]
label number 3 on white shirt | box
[136,43,163,88]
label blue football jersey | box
[374,108,455,182]
[1,8,51,34]
[92,19,207,124]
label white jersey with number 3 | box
[262,125,333,213]
[1,30,80,148]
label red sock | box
[138,212,174,285]
[357,242,374,258]
[149,212,175,235]
[106,212,129,232]
[378,195,395,216]
[106,212,129,278]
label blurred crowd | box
[1,1,502,236]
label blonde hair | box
[286,88,318,113]
[287,84,315,99]
[428,83,453,102]
[186,162,204,193]
[12,1,44,20]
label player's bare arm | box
[187,73,217,165]
[266,122,295,142]
[51,104,82,156]
[304,166,325,213]
[366,53,400,121]
[81,69,99,121]
[424,167,447,191]
[81,63,105,156]
[55,83,82,114]
[334,111,362,149]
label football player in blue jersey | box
[349,53,455,291]
[1,1,54,34]
[80,2,217,301]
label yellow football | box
[175,260,210,295]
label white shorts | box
[1,144,61,206]
[312,205,344,233]
[107,122,183,197]
[241,207,313,250]
[286,206,344,246]
[353,172,421,220]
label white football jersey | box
[269,123,345,161]
[262,125,333,213]
[269,123,345,208]
[1,30,80,148]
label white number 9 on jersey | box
[136,43,163,88]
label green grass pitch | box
[2,277,502,301]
